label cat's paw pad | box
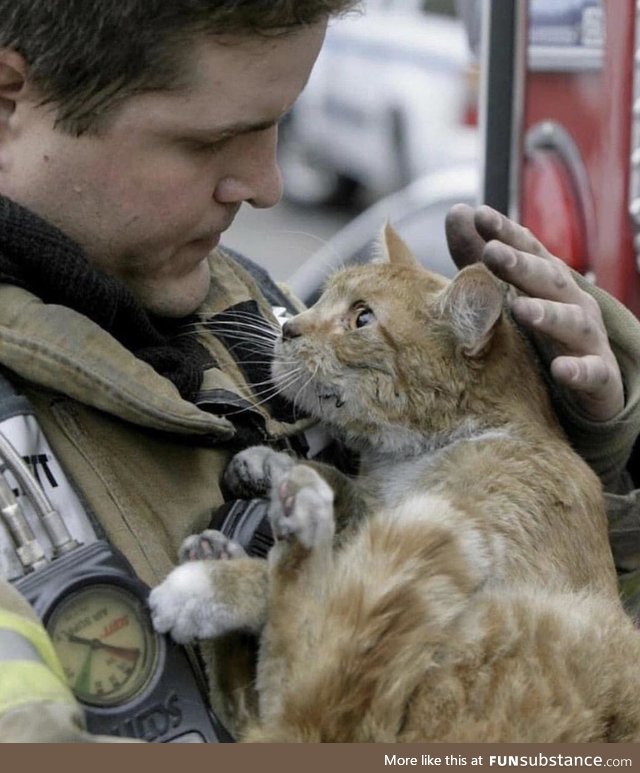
[178,529,246,564]
[224,445,295,498]
[269,465,334,550]
[149,562,242,643]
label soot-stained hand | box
[445,203,624,422]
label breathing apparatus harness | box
[0,377,234,743]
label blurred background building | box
[225,0,640,318]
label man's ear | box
[0,50,29,128]
[440,263,504,357]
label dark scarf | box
[0,195,211,402]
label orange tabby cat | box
[150,226,640,742]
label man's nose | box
[214,126,283,209]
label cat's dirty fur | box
[150,226,640,742]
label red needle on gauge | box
[67,633,140,663]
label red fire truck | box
[483,0,640,315]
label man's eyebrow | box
[191,117,281,140]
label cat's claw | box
[269,465,335,550]
[224,445,295,498]
[178,529,246,564]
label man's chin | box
[133,271,212,318]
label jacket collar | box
[0,249,312,442]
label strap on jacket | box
[0,369,32,422]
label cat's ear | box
[441,264,504,357]
[376,222,419,268]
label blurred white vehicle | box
[288,162,479,305]
[279,0,478,207]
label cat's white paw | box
[149,562,244,643]
[178,529,246,564]
[269,465,335,550]
[224,445,295,498]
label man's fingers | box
[550,355,624,420]
[475,205,551,259]
[510,296,605,355]
[445,203,554,272]
[484,241,586,307]
[445,203,487,270]
[510,294,623,420]
[444,205,626,422]
[551,355,613,392]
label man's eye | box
[355,307,375,328]
[193,137,231,154]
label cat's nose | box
[282,319,302,340]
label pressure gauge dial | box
[46,584,160,707]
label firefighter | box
[0,0,355,742]
[0,0,637,744]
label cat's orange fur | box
[151,226,640,741]
[243,227,640,742]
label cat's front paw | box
[178,529,246,563]
[149,562,243,643]
[224,445,295,498]
[269,464,335,550]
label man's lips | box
[188,207,238,251]
[190,214,237,248]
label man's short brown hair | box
[0,0,359,135]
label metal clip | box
[0,431,79,576]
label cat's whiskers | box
[246,369,300,391]
[284,363,322,421]
[181,310,281,337]
[221,367,307,415]
[172,322,280,351]
[253,361,302,379]
[192,307,281,326]
[204,322,279,339]
[225,341,276,358]
[230,359,279,368]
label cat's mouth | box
[317,389,345,409]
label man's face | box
[0,23,326,316]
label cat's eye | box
[355,306,375,328]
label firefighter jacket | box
[0,246,311,742]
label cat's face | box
[272,226,507,442]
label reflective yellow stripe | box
[0,609,66,683]
[0,661,75,714]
